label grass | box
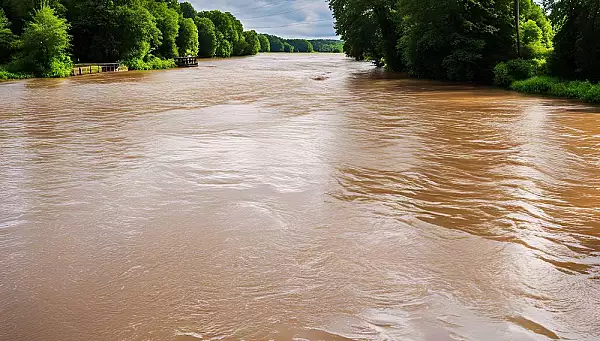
[510,76,600,104]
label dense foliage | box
[310,40,344,53]
[258,34,270,52]
[13,5,72,77]
[177,17,198,57]
[0,9,16,64]
[329,0,564,83]
[195,17,217,58]
[261,34,343,53]
[547,0,600,81]
[511,76,600,103]
[0,0,263,78]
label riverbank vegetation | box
[259,35,344,53]
[0,0,345,81]
[329,0,600,103]
[0,1,264,79]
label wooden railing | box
[72,63,121,76]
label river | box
[1,53,599,341]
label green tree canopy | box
[195,16,217,58]
[286,39,313,53]
[180,1,196,19]
[242,30,260,55]
[17,5,72,77]
[265,34,284,52]
[150,2,179,58]
[258,34,270,52]
[0,8,17,63]
[215,31,232,57]
[283,42,294,53]
[329,0,402,70]
[116,4,161,62]
[548,0,600,81]
[177,17,198,57]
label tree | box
[195,17,217,57]
[177,17,198,57]
[548,0,600,81]
[116,4,161,62]
[309,39,344,52]
[17,5,72,77]
[66,0,120,62]
[398,0,515,81]
[215,31,232,57]
[242,30,260,55]
[258,34,270,52]
[265,34,284,52]
[150,2,180,58]
[283,42,294,53]
[233,35,247,56]
[0,8,17,64]
[329,0,403,70]
[286,39,314,52]
[180,2,196,19]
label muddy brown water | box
[1,54,599,341]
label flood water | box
[1,54,600,341]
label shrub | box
[493,59,540,87]
[0,69,31,80]
[510,76,600,104]
[510,76,555,93]
[17,6,73,77]
[581,85,600,104]
[124,56,176,70]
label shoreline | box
[3,56,599,106]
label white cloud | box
[185,0,338,39]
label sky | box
[186,0,338,39]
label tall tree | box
[258,34,270,52]
[149,2,180,58]
[0,8,17,64]
[180,1,196,19]
[177,17,198,57]
[195,17,217,58]
[17,4,72,77]
[242,30,260,55]
[329,0,403,70]
[548,0,600,81]
[115,4,161,62]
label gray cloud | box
[186,0,338,39]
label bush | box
[124,56,176,70]
[17,6,73,77]
[510,76,600,104]
[0,69,31,80]
[493,59,541,87]
[510,76,554,93]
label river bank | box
[4,57,600,106]
[510,76,600,104]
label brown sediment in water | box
[1,54,599,341]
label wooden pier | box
[175,57,198,67]
[72,63,121,76]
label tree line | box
[329,0,599,86]
[0,1,327,78]
[261,35,344,53]
[0,0,266,76]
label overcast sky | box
[186,0,337,39]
